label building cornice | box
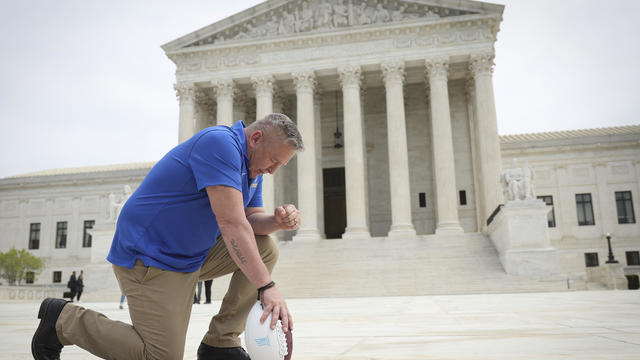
[0,163,155,190]
[501,140,640,158]
[500,125,640,144]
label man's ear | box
[249,130,264,146]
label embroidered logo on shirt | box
[251,183,258,188]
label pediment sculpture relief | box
[187,0,472,48]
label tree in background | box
[0,248,44,285]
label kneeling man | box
[32,113,303,360]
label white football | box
[244,301,292,360]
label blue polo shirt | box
[107,121,263,272]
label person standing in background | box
[66,271,77,302]
[75,271,84,302]
[193,281,203,304]
[204,279,213,304]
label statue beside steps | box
[488,161,561,280]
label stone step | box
[235,233,568,298]
[587,281,609,291]
[82,233,572,301]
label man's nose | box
[268,164,280,174]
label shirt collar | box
[230,120,250,170]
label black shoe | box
[31,298,68,360]
[197,342,250,360]
[204,301,211,304]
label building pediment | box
[162,0,503,52]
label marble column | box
[212,79,235,127]
[195,89,215,132]
[465,78,483,231]
[174,83,196,143]
[292,70,322,240]
[338,64,371,239]
[425,57,464,234]
[469,53,504,227]
[252,75,276,215]
[381,61,416,237]
[272,93,287,241]
[252,75,274,119]
[360,88,371,222]
[233,91,248,124]
[314,91,326,238]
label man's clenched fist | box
[275,204,300,230]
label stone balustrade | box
[0,285,64,301]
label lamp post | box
[605,233,619,264]
[333,91,343,148]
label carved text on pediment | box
[186,0,476,48]
[394,27,494,48]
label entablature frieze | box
[175,47,490,92]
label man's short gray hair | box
[248,113,304,151]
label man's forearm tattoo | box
[229,238,248,264]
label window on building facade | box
[29,223,40,250]
[626,251,640,266]
[584,253,599,267]
[52,271,62,283]
[537,195,556,228]
[55,221,67,248]
[615,191,635,224]
[25,271,35,284]
[459,190,467,206]
[575,193,595,226]
[83,220,95,248]
[418,193,426,208]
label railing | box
[486,204,504,226]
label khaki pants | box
[55,235,279,360]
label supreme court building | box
[165,0,504,240]
[1,0,639,297]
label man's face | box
[247,129,296,179]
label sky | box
[0,0,638,179]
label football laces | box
[275,319,288,358]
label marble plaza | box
[2,291,640,359]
